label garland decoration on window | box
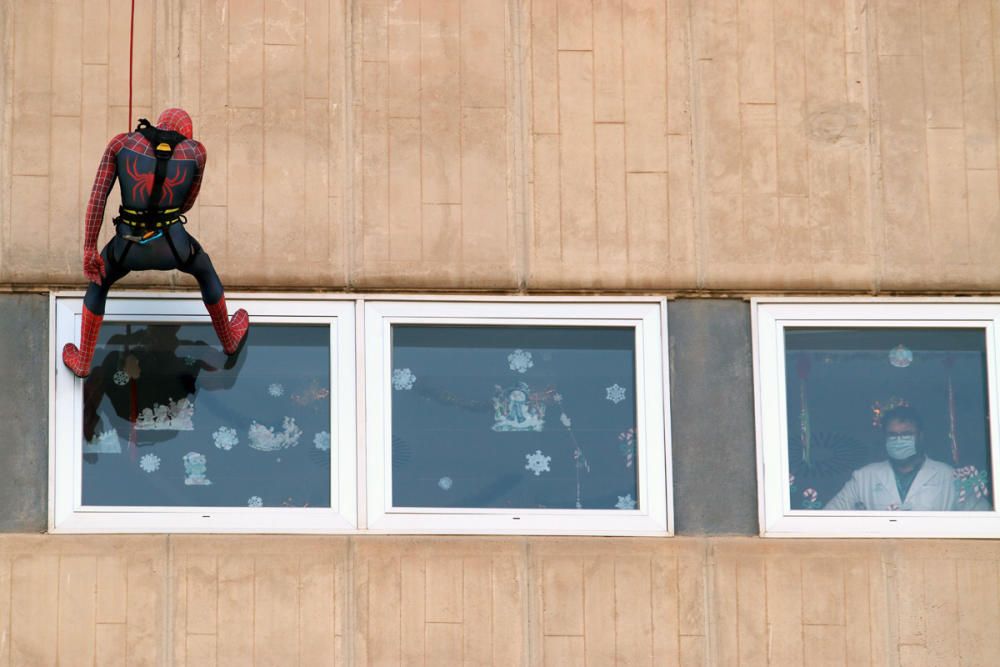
[797,355,812,466]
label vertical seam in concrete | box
[345,535,356,666]
[0,0,12,282]
[646,558,654,661]
[165,534,174,667]
[488,552,496,661]
[957,3,973,254]
[522,537,533,666]
[865,0,885,295]
[152,0,162,110]
[160,0,180,291]
[296,554,303,665]
[735,0,745,259]
[54,553,61,665]
[458,3,466,282]
[90,556,98,667]
[687,0,706,290]
[703,537,717,665]
[620,0,631,271]
[345,0,358,290]
[396,553,403,663]
[252,555,257,665]
[991,3,1000,199]
[2,556,11,665]
[511,0,528,293]
[881,539,901,666]
[883,540,899,665]
[45,4,56,276]
[916,0,933,282]
[169,0,182,110]
[45,1,53,264]
[593,14,601,274]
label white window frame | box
[753,298,1000,538]
[363,298,672,536]
[50,292,358,533]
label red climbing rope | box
[127,0,135,130]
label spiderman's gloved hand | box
[83,247,106,285]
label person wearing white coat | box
[825,406,988,511]
[824,456,961,511]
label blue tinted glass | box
[391,325,638,510]
[82,323,332,508]
[784,328,993,511]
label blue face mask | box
[886,435,917,460]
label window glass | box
[784,327,992,512]
[390,325,639,510]
[81,323,332,508]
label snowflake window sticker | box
[247,496,264,508]
[112,369,130,386]
[605,383,627,404]
[313,431,331,451]
[508,349,534,373]
[267,383,285,397]
[525,450,552,476]
[438,476,453,490]
[212,426,239,451]
[392,368,416,391]
[138,453,160,473]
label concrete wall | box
[2,534,999,665]
[669,299,758,535]
[4,0,1000,291]
[0,294,48,533]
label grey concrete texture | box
[668,299,759,535]
[0,294,48,532]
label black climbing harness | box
[114,119,192,267]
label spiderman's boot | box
[205,296,249,355]
[62,305,104,378]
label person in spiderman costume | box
[63,108,249,377]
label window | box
[364,299,671,535]
[51,294,357,532]
[754,299,1000,537]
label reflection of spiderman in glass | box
[82,324,246,461]
[63,108,249,378]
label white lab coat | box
[824,457,969,511]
